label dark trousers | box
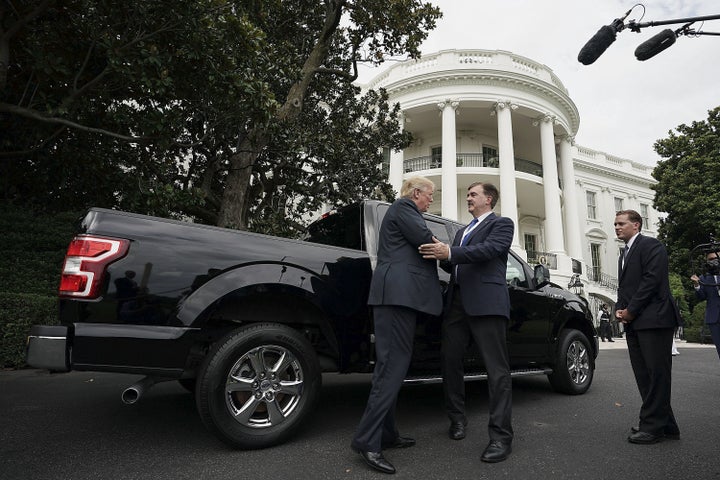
[599,320,612,341]
[442,289,513,444]
[351,305,416,452]
[626,327,679,435]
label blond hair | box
[400,176,434,198]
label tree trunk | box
[216,1,344,229]
[217,133,266,229]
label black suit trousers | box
[626,327,679,435]
[442,288,513,443]
[351,305,416,452]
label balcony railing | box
[404,153,541,176]
[585,266,618,291]
[514,158,543,177]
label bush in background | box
[0,202,81,368]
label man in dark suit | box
[690,251,720,360]
[614,209,680,444]
[351,176,443,474]
[419,182,514,463]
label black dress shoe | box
[481,440,512,463]
[631,426,680,440]
[383,436,416,449]
[353,448,396,474]
[628,431,663,444]
[448,421,466,440]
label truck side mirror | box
[534,264,550,289]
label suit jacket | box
[695,274,720,325]
[367,198,443,316]
[616,234,680,331]
[441,212,514,319]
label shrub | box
[0,202,80,368]
[0,293,58,368]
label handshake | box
[418,237,450,260]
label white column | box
[559,136,582,259]
[388,113,405,195]
[538,115,565,255]
[439,100,458,220]
[495,101,521,251]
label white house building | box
[363,49,658,310]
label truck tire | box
[196,323,321,449]
[547,329,594,395]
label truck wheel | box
[196,323,321,449]
[547,329,594,395]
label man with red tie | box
[420,182,514,463]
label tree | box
[1,0,274,218]
[1,1,441,234]
[652,106,720,275]
[213,0,442,230]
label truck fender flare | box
[177,262,332,323]
[176,262,341,359]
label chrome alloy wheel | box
[225,345,304,428]
[566,340,590,385]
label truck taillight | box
[59,235,130,299]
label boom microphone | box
[634,29,677,61]
[578,9,634,65]
[578,25,619,65]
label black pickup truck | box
[27,200,597,449]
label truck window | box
[304,204,363,250]
[425,218,451,245]
[506,254,528,288]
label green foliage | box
[0,293,58,369]
[688,301,706,330]
[1,0,441,235]
[668,272,690,324]
[2,0,274,218]
[652,106,720,276]
[0,202,78,368]
[682,326,702,343]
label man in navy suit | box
[614,209,680,444]
[351,176,443,474]
[420,182,514,463]
[691,251,720,360]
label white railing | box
[363,49,568,94]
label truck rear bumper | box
[26,325,70,372]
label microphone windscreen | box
[634,29,677,61]
[578,25,617,65]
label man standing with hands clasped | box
[614,209,681,444]
[419,182,514,463]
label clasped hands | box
[419,236,450,260]
[615,308,635,324]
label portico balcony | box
[404,153,543,178]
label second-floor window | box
[482,146,499,167]
[431,146,442,168]
[614,197,624,213]
[586,191,597,219]
[640,203,650,228]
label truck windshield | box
[303,203,364,251]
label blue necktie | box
[460,218,479,246]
